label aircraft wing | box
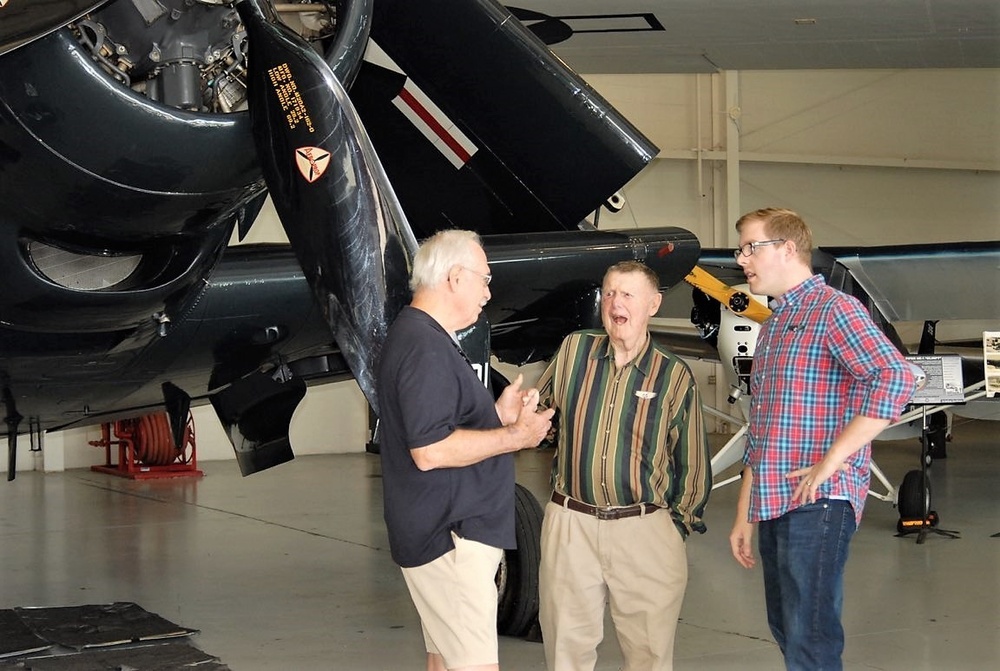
[820,241,1000,322]
[351,0,657,236]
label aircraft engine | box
[0,0,288,335]
[716,284,767,411]
[70,0,338,114]
[75,0,248,112]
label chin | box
[606,324,631,339]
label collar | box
[593,332,656,376]
[773,274,826,310]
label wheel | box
[496,483,544,638]
[898,469,931,520]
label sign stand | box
[896,355,964,544]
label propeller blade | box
[0,0,106,57]
[236,0,417,414]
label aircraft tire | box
[496,483,544,638]
[898,469,931,520]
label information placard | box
[906,354,966,405]
[985,331,1000,399]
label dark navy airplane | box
[0,0,705,636]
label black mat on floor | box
[0,609,51,659]
[0,639,229,670]
[12,602,196,650]
[0,602,229,670]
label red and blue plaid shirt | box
[744,275,916,524]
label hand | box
[495,374,527,426]
[510,403,555,450]
[521,387,539,408]
[787,461,849,505]
[729,520,755,569]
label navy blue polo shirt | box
[377,306,515,568]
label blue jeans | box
[758,499,856,671]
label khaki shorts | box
[401,532,503,668]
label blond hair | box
[736,207,813,265]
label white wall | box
[8,68,997,473]
[590,69,1000,247]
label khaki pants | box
[402,533,504,669]
[539,500,688,671]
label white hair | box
[410,229,482,292]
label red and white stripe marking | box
[364,40,478,169]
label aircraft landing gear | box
[896,469,940,534]
[895,408,960,543]
[926,410,949,460]
[497,483,544,639]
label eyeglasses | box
[460,266,492,286]
[733,239,785,260]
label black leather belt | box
[551,491,659,521]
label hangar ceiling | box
[513,0,1000,73]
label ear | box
[649,291,662,316]
[447,265,462,288]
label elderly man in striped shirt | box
[536,260,712,671]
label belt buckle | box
[595,506,618,521]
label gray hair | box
[410,229,483,292]
[603,260,660,292]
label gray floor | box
[1,419,997,670]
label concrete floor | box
[0,418,997,670]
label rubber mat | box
[12,602,196,650]
[0,609,50,659]
[0,602,229,670]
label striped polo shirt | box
[537,330,711,536]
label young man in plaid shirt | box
[728,208,917,671]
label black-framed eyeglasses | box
[733,239,785,260]
[460,266,492,286]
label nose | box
[736,253,749,268]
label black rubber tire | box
[496,483,544,638]
[898,469,931,520]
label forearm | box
[670,445,712,534]
[790,415,893,503]
[668,384,712,532]
[410,426,524,471]
[824,415,891,465]
[734,465,753,525]
[729,466,756,568]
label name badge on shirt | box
[635,390,657,400]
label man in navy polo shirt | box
[377,229,554,671]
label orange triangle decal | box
[295,146,331,183]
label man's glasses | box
[460,266,492,286]
[733,239,785,260]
